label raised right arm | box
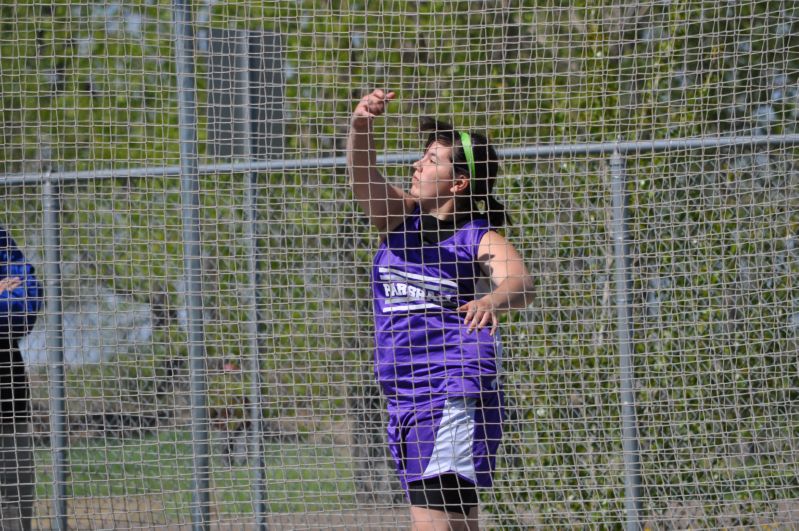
[346,89,415,233]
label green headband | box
[459,131,477,178]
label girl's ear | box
[450,174,470,194]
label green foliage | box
[0,0,179,172]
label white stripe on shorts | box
[422,397,477,483]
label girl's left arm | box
[458,230,534,335]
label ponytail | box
[486,195,510,228]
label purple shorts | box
[386,390,504,492]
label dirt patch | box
[30,498,526,530]
[32,495,170,529]
[31,496,799,529]
[31,497,414,530]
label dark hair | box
[419,117,510,227]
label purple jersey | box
[372,208,501,402]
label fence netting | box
[1,1,797,528]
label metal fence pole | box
[243,169,267,528]
[610,150,643,530]
[235,40,269,529]
[42,173,68,531]
[6,135,799,187]
[172,1,210,529]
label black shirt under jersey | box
[419,212,489,244]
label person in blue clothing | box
[0,227,42,531]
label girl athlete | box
[347,89,533,531]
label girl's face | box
[409,141,461,203]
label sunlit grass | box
[34,430,358,517]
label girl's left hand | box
[457,297,499,336]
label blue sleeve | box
[0,229,43,337]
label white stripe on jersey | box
[380,273,457,294]
[378,267,459,290]
[382,302,442,313]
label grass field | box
[32,430,359,520]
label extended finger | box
[373,89,395,99]
[369,90,395,110]
[490,314,499,336]
[467,310,484,333]
[463,309,475,327]
[476,311,492,332]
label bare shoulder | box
[477,229,528,279]
[478,230,514,256]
